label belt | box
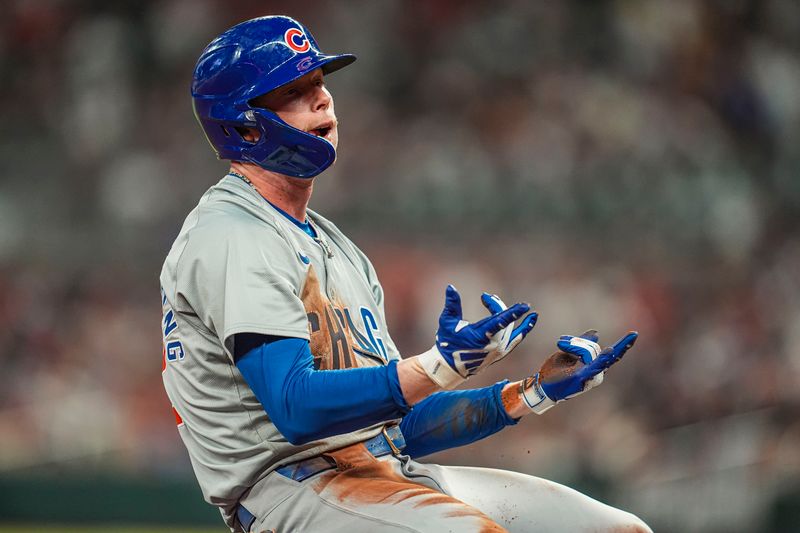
[236,425,405,531]
[277,424,405,482]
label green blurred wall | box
[0,475,220,527]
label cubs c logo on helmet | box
[296,56,314,71]
[285,28,310,52]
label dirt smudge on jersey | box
[300,266,360,370]
[313,443,507,532]
[421,397,485,442]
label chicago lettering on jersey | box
[300,267,386,370]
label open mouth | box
[308,122,334,138]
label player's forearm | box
[500,380,531,419]
[399,381,518,458]
[397,354,530,418]
[397,357,441,405]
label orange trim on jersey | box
[172,406,183,426]
[161,345,167,372]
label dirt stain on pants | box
[312,444,508,533]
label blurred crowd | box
[1,0,799,530]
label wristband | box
[416,346,466,390]
[519,374,556,414]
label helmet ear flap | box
[240,108,336,178]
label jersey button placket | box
[309,222,335,300]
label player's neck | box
[230,162,313,221]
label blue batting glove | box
[522,330,638,414]
[480,292,539,361]
[418,285,535,389]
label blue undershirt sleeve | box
[234,333,410,445]
[399,380,519,459]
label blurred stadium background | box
[1,0,800,531]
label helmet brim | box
[245,53,356,103]
[319,53,356,75]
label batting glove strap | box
[520,374,557,415]
[417,345,467,390]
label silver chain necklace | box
[228,170,254,188]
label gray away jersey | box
[159,175,401,525]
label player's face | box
[253,69,338,150]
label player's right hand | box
[521,330,638,414]
[417,285,536,389]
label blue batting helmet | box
[191,16,355,178]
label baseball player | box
[161,15,652,533]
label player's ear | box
[235,126,260,143]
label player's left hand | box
[417,285,537,389]
[521,330,638,414]
[480,292,539,363]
